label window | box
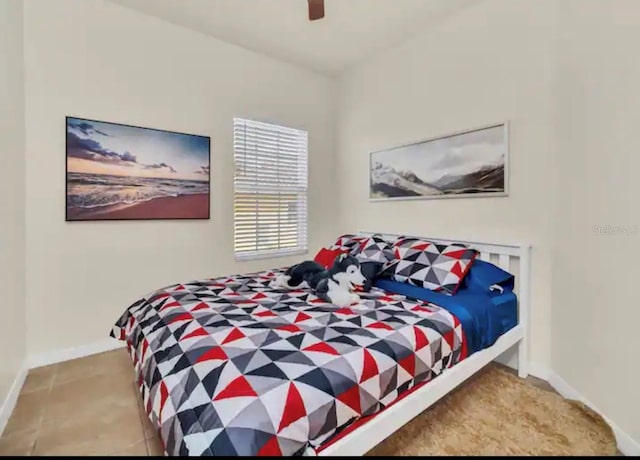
[233,118,308,261]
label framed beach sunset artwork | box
[65,116,210,221]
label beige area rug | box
[365,363,617,456]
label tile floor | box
[0,349,163,456]
[0,348,614,456]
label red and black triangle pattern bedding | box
[382,237,478,295]
[110,267,467,456]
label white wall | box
[23,0,336,356]
[0,0,26,412]
[551,0,640,446]
[336,0,639,448]
[336,0,558,370]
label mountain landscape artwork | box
[66,117,210,221]
[370,123,507,200]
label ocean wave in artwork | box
[67,172,209,209]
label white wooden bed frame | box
[317,231,531,457]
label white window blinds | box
[233,118,309,261]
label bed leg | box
[518,338,529,378]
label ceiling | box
[109,0,476,76]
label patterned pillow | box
[333,234,368,254]
[381,237,478,295]
[356,234,396,263]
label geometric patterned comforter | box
[110,267,467,456]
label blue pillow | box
[461,259,514,294]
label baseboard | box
[27,337,126,369]
[492,354,548,381]
[547,370,639,456]
[0,365,28,436]
[527,362,549,381]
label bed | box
[110,232,531,456]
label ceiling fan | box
[307,0,325,21]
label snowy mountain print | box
[370,124,506,199]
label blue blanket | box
[374,278,517,356]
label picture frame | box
[65,116,211,221]
[369,121,509,202]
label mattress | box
[373,278,518,356]
[110,267,470,456]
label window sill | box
[234,248,308,263]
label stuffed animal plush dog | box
[270,253,367,307]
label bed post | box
[517,244,531,378]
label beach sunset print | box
[66,117,210,221]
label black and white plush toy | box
[270,253,367,307]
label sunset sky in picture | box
[66,117,210,182]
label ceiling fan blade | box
[308,0,325,21]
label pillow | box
[333,234,368,254]
[356,234,396,263]
[381,237,478,295]
[460,259,515,294]
[314,246,349,269]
